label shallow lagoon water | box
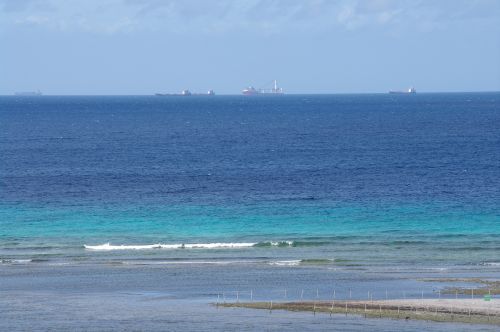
[1,263,499,331]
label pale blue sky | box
[1,0,499,94]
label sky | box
[1,0,499,94]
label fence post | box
[250,289,253,301]
[301,289,304,300]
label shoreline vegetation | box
[218,299,500,326]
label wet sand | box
[219,299,500,325]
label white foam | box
[0,259,32,264]
[268,260,301,266]
[84,242,257,251]
[484,262,500,266]
[183,242,256,249]
[121,260,253,265]
[84,240,296,251]
[269,241,294,246]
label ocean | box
[1,93,499,331]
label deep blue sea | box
[1,93,499,331]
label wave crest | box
[84,241,295,251]
[253,241,294,247]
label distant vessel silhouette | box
[155,89,214,96]
[242,86,259,95]
[242,80,284,95]
[389,87,416,94]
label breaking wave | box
[1,259,32,264]
[268,260,301,266]
[268,259,335,266]
[83,241,295,251]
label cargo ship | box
[242,86,259,95]
[389,87,416,94]
[155,89,215,96]
[242,80,284,95]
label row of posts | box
[216,288,497,322]
[216,287,492,303]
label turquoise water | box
[1,201,498,240]
[1,201,498,267]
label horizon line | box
[2,90,500,97]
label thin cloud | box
[1,0,498,34]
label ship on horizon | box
[155,89,215,96]
[389,87,416,94]
[242,80,284,95]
